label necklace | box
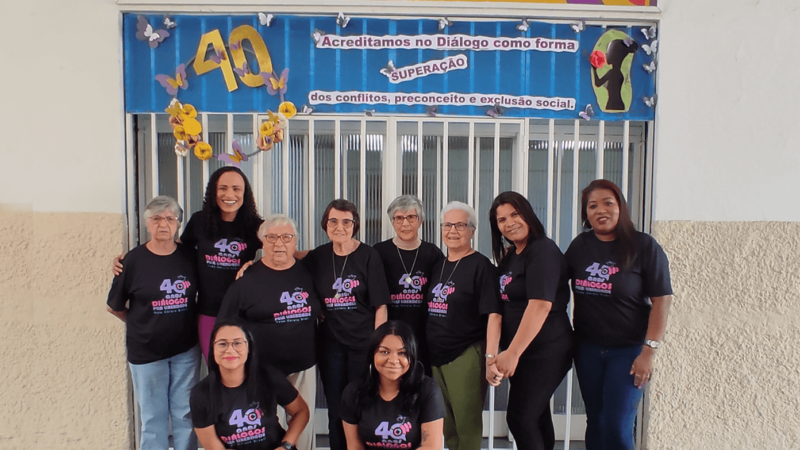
[438,254,465,291]
[396,244,420,285]
[333,246,351,299]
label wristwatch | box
[280,442,297,450]
[644,339,660,350]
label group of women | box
[107,165,672,450]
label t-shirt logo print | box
[398,273,427,292]
[207,238,247,269]
[221,404,267,446]
[584,261,618,281]
[274,288,313,323]
[499,273,513,300]
[152,276,191,314]
[214,238,246,256]
[333,275,360,296]
[375,415,412,444]
[574,261,618,296]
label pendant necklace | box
[396,243,420,286]
[438,253,465,290]
[333,245,351,299]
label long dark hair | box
[201,167,262,240]
[205,318,270,413]
[489,191,547,264]
[357,321,424,415]
[581,179,637,269]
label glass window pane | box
[313,120,336,246]
[447,123,469,204]
[422,122,443,246]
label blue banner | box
[123,14,657,121]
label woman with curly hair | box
[115,167,263,360]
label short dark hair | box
[489,191,546,263]
[581,179,637,268]
[357,321,424,416]
[320,198,360,237]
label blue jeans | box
[129,345,201,450]
[574,341,644,450]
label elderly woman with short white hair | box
[373,195,444,373]
[216,213,320,450]
[107,195,201,450]
[425,201,502,450]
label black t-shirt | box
[373,239,444,340]
[497,238,573,356]
[190,366,298,450]
[425,252,502,366]
[107,243,199,364]
[341,376,445,448]
[565,231,673,347]
[305,242,391,348]
[181,212,261,317]
[217,259,320,375]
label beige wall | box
[648,221,800,449]
[0,206,131,449]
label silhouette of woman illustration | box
[593,39,639,111]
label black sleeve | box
[265,366,299,407]
[476,257,502,315]
[106,253,131,311]
[418,377,446,423]
[366,247,391,307]
[564,236,581,279]
[524,240,564,303]
[216,280,243,320]
[304,246,320,273]
[180,213,199,248]
[339,381,362,425]
[189,379,214,428]
[641,235,673,297]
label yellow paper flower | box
[273,128,284,144]
[173,126,187,141]
[165,99,183,117]
[180,103,197,119]
[182,118,202,136]
[186,134,200,148]
[279,101,297,119]
[257,134,274,152]
[194,142,213,161]
[259,120,274,136]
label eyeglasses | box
[327,218,355,229]
[392,214,419,225]
[264,234,295,244]
[213,339,248,352]
[441,222,471,232]
[149,215,178,225]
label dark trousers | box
[506,335,574,450]
[574,341,645,450]
[319,337,368,450]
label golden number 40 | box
[193,25,274,92]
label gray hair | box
[143,196,183,223]
[440,201,477,229]
[258,214,298,237]
[387,195,425,222]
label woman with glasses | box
[115,167,263,361]
[487,191,574,450]
[303,199,391,450]
[216,214,320,450]
[107,196,201,450]
[373,195,444,373]
[190,318,310,450]
[425,201,502,450]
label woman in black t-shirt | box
[303,199,391,450]
[115,167,263,361]
[190,318,309,450]
[107,196,201,450]
[425,201,502,450]
[487,191,574,450]
[341,321,445,450]
[373,195,444,374]
[565,179,672,450]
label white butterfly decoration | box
[380,60,396,77]
[643,60,657,74]
[579,104,594,121]
[163,17,176,29]
[641,26,657,40]
[643,94,658,108]
[301,105,314,115]
[312,29,326,45]
[258,13,274,27]
[570,20,586,33]
[516,19,529,32]
[337,12,350,28]
[642,40,658,56]
[438,17,452,31]
[135,16,170,48]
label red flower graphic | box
[590,50,607,69]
